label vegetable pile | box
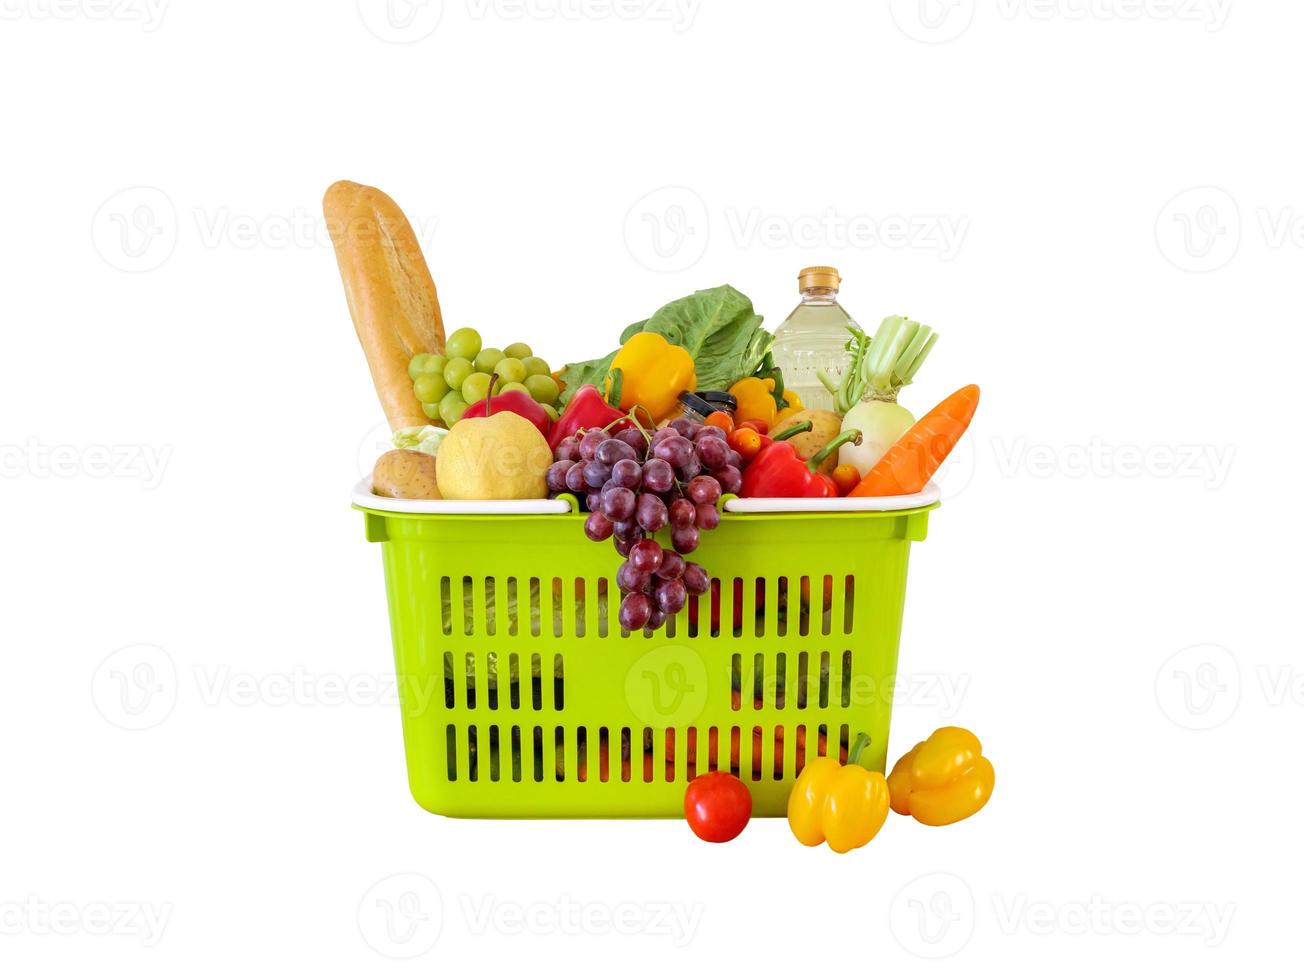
[365,277,979,633]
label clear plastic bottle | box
[770,266,859,413]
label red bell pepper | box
[548,383,633,450]
[740,427,863,498]
[461,388,551,437]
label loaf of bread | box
[323,180,445,431]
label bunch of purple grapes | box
[545,417,745,631]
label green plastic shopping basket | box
[354,483,938,818]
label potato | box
[781,409,845,476]
[372,450,441,499]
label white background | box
[1,0,1296,975]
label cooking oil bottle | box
[770,266,859,412]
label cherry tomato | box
[703,410,735,434]
[736,419,769,436]
[727,427,763,462]
[684,771,752,843]
[831,463,860,496]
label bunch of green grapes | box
[407,328,561,426]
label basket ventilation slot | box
[442,651,566,712]
[729,650,855,710]
[435,573,855,641]
[444,723,854,784]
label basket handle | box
[364,512,389,543]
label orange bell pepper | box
[887,726,995,826]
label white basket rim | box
[352,476,940,515]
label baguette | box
[323,180,446,431]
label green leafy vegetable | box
[559,285,772,404]
[392,425,449,456]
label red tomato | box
[683,771,752,843]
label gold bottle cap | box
[798,266,841,291]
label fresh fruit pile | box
[408,327,561,428]
[545,415,745,631]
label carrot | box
[850,384,979,496]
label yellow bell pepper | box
[887,726,995,826]
[729,376,778,430]
[774,387,806,429]
[787,735,889,853]
[605,332,696,423]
